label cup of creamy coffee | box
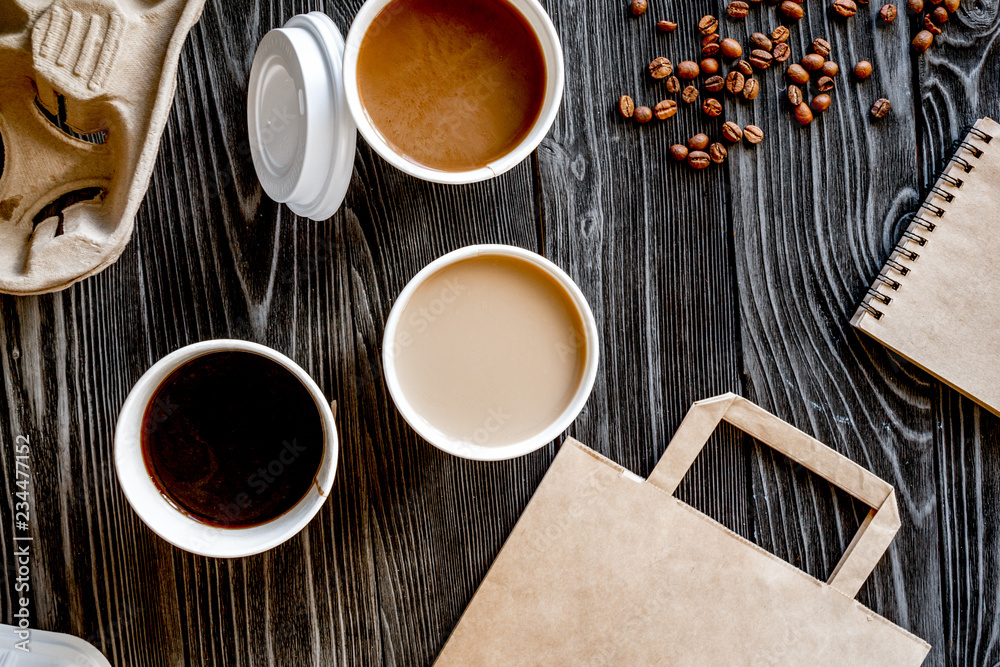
[383,245,599,460]
[114,340,338,558]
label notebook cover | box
[852,118,1000,417]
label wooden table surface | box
[2,0,998,664]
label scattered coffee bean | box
[923,14,943,34]
[654,99,678,119]
[780,0,805,18]
[749,49,774,69]
[750,32,773,51]
[944,0,959,10]
[737,59,754,76]
[744,124,764,144]
[772,26,791,43]
[907,0,924,11]
[666,76,681,93]
[913,29,934,51]
[682,85,700,103]
[688,151,711,169]
[880,4,898,20]
[722,121,744,142]
[833,0,858,16]
[787,64,810,84]
[812,38,833,57]
[618,95,635,118]
[773,43,791,62]
[657,20,678,32]
[726,70,746,94]
[788,84,804,106]
[871,97,891,118]
[817,76,835,91]
[701,58,721,74]
[794,102,814,125]
[635,106,653,123]
[822,61,840,77]
[811,93,832,112]
[855,60,873,78]
[703,97,723,117]
[703,34,721,46]
[705,75,726,92]
[650,57,673,79]
[728,0,751,17]
[721,38,744,58]
[743,78,760,99]
[802,53,825,71]
[699,14,719,34]
[678,61,701,79]
[703,43,721,58]
[630,0,647,16]
[932,6,949,21]
[688,133,711,150]
[709,142,728,164]
[670,144,690,161]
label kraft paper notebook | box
[436,394,930,666]
[852,118,1000,416]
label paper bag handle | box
[647,393,900,599]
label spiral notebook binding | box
[857,123,995,320]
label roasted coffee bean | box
[923,14,943,34]
[913,29,934,51]
[666,75,681,93]
[705,75,726,92]
[787,63,810,84]
[780,1,805,18]
[670,144,690,161]
[944,0,959,10]
[880,4,898,20]
[812,38,832,57]
[657,20,678,31]
[703,97,723,117]
[699,14,719,34]
[650,57,673,79]
[794,102,814,125]
[722,121,743,142]
[744,124,764,144]
[822,61,840,77]
[709,142,728,163]
[854,60,873,78]
[682,85,700,103]
[773,43,791,62]
[811,93,832,111]
[737,59,754,76]
[634,106,653,123]
[787,84,804,106]
[630,0,647,15]
[728,1,751,17]
[932,6,949,21]
[907,0,923,10]
[726,70,746,94]
[749,49,773,69]
[743,78,760,99]
[802,53,826,70]
[688,151,711,169]
[703,33,721,46]
[750,32,772,51]
[688,133,711,150]
[817,76,835,91]
[701,58,721,74]
[703,42,722,57]
[721,38,744,58]
[871,97,891,118]
[677,61,701,79]
[654,99,678,119]
[618,95,635,118]
[833,0,858,16]
[772,26,791,43]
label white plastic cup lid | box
[247,12,357,221]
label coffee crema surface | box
[141,351,324,528]
[392,255,586,447]
[356,0,546,172]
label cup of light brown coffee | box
[342,0,564,184]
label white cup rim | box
[113,340,338,558]
[342,0,565,184]
[382,245,600,460]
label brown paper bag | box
[436,394,930,666]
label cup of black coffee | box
[114,340,338,558]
